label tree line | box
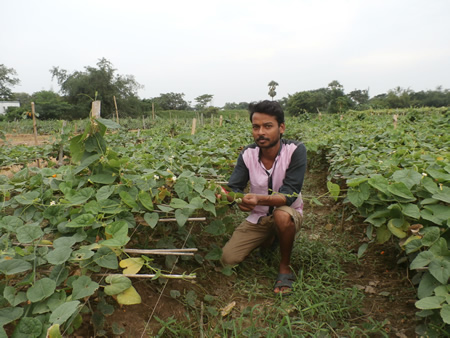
[0,60,449,121]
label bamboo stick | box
[113,96,119,124]
[95,273,196,279]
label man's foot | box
[273,273,295,294]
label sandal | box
[273,273,295,294]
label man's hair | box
[248,100,285,125]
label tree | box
[194,94,214,110]
[327,80,350,114]
[268,80,279,100]
[50,58,143,119]
[32,91,73,120]
[223,102,248,110]
[0,64,20,100]
[153,92,189,110]
[348,89,369,108]
[285,88,329,115]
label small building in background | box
[0,101,20,115]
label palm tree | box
[268,81,279,100]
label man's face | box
[251,112,285,149]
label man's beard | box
[256,136,280,149]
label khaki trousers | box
[221,206,303,266]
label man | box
[221,100,307,294]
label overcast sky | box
[2,0,449,107]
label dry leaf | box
[221,301,236,317]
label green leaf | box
[120,191,139,209]
[144,213,159,228]
[346,177,368,187]
[0,259,32,275]
[399,203,420,219]
[96,185,116,201]
[428,259,450,284]
[392,169,422,189]
[71,276,99,300]
[405,238,423,254]
[138,191,154,211]
[170,198,189,209]
[326,181,340,201]
[16,225,43,243]
[368,175,389,195]
[3,286,27,307]
[71,248,95,261]
[89,173,116,184]
[415,296,445,310]
[104,275,132,296]
[357,243,368,258]
[157,204,173,212]
[441,304,450,324]
[410,251,435,270]
[422,227,441,247]
[49,301,80,325]
[387,182,416,201]
[49,265,69,286]
[93,247,118,269]
[66,187,95,205]
[376,225,391,244]
[205,246,222,260]
[347,182,370,207]
[53,236,77,249]
[97,117,122,129]
[418,272,441,299]
[74,154,100,174]
[47,247,73,265]
[201,189,216,203]
[69,134,85,163]
[175,208,190,227]
[14,317,43,337]
[432,186,450,203]
[27,278,56,303]
[0,216,23,231]
[0,307,23,326]
[105,220,128,238]
[46,324,62,338]
[205,220,225,236]
[101,236,129,247]
[67,214,95,227]
[15,190,40,205]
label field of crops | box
[0,108,449,336]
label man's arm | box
[238,193,286,211]
[279,143,307,205]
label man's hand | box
[238,194,258,212]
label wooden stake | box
[191,118,197,135]
[219,115,223,126]
[152,102,155,120]
[393,114,398,129]
[31,102,40,168]
[91,100,101,119]
[58,121,67,166]
[113,96,119,124]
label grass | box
[145,230,389,337]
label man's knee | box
[273,209,295,230]
[221,246,244,266]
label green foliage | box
[50,58,143,119]
[0,64,20,100]
[152,92,189,110]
